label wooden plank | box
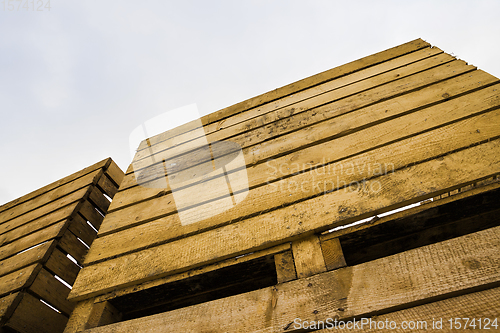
[97,173,119,198]
[292,235,327,279]
[67,214,97,248]
[45,247,81,285]
[0,169,101,225]
[320,237,346,271]
[78,200,104,230]
[0,221,66,261]
[86,301,122,329]
[29,268,74,315]
[88,187,110,214]
[58,229,89,265]
[70,138,500,300]
[318,287,500,332]
[113,62,489,215]
[82,225,500,332]
[105,159,124,188]
[138,38,430,151]
[274,250,297,284]
[87,95,500,264]
[94,243,290,303]
[0,158,110,215]
[5,292,68,333]
[0,292,22,326]
[0,264,41,298]
[0,240,55,278]
[129,53,458,176]
[132,46,444,165]
[63,298,94,333]
[0,187,90,236]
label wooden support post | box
[63,299,122,333]
[291,234,327,279]
[320,237,347,271]
[274,250,296,283]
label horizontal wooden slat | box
[0,169,101,225]
[78,200,104,230]
[0,264,41,298]
[0,187,90,236]
[104,159,124,188]
[87,92,500,264]
[0,292,22,325]
[137,38,430,152]
[319,287,500,332]
[128,53,457,177]
[0,221,66,261]
[45,247,81,286]
[68,214,97,248]
[82,224,500,332]
[0,204,76,247]
[132,46,443,166]
[59,229,89,265]
[70,138,500,300]
[97,173,119,198]
[0,240,55,278]
[89,186,110,214]
[104,62,487,237]
[30,268,74,315]
[0,158,110,215]
[6,292,68,333]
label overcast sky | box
[1,0,499,205]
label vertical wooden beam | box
[274,250,296,283]
[291,234,327,279]
[86,301,122,329]
[63,298,94,333]
[320,237,347,271]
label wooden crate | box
[66,39,500,332]
[0,158,124,332]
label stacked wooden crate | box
[66,39,500,332]
[0,158,123,332]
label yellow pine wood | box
[0,169,101,225]
[292,235,327,279]
[320,237,347,271]
[80,225,500,332]
[274,250,296,284]
[70,139,500,300]
[132,47,443,164]
[0,240,55,278]
[0,264,41,298]
[137,38,430,152]
[0,292,21,325]
[129,52,454,175]
[29,267,74,315]
[0,158,110,214]
[95,82,500,248]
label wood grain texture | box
[292,235,326,279]
[0,292,22,326]
[136,38,430,152]
[63,298,95,333]
[86,302,122,329]
[274,250,296,284]
[0,240,55,278]
[70,139,500,301]
[104,63,490,237]
[81,225,500,332]
[87,98,500,265]
[318,287,500,332]
[5,292,68,333]
[45,247,81,285]
[0,264,41,298]
[29,267,74,315]
[0,158,110,215]
[320,237,347,271]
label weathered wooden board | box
[78,200,104,230]
[292,235,326,279]
[0,187,89,236]
[0,158,110,214]
[0,292,21,325]
[320,238,346,271]
[63,298,95,333]
[0,221,66,260]
[318,287,500,332]
[113,61,485,213]
[30,267,74,315]
[274,250,296,284]
[132,46,443,165]
[45,247,81,285]
[81,225,500,332]
[58,229,89,265]
[5,292,68,333]
[127,53,458,177]
[70,138,500,300]
[103,160,124,188]
[68,213,97,247]
[87,98,500,264]
[0,264,41,298]
[0,240,55,278]
[0,169,101,225]
[136,38,430,152]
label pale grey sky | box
[1,0,499,204]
